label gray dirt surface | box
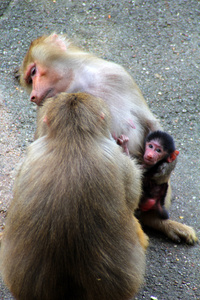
[0,0,199,299]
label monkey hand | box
[152,160,177,184]
[116,134,130,156]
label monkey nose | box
[30,92,36,100]
[30,91,38,104]
[30,96,35,102]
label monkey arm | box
[151,160,177,184]
[121,154,149,251]
[122,156,142,212]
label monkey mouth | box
[143,158,155,166]
[39,89,55,106]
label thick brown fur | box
[0,93,148,300]
[19,33,197,244]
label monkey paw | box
[164,220,198,245]
[116,135,130,155]
[140,212,198,245]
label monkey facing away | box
[139,131,179,220]
[0,93,148,300]
[19,33,197,244]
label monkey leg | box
[157,205,169,220]
[139,180,169,219]
[138,181,198,244]
[164,181,172,210]
[139,211,198,245]
[139,198,169,220]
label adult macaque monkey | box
[19,33,197,244]
[20,33,160,144]
[1,93,148,300]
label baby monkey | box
[140,130,179,219]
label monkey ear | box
[167,150,179,163]
[100,112,105,120]
[50,33,67,51]
[43,116,50,126]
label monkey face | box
[143,141,166,167]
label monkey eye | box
[156,148,161,153]
[148,144,153,149]
[25,64,36,85]
[30,66,36,77]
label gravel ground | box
[0,0,199,299]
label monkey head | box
[143,130,179,168]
